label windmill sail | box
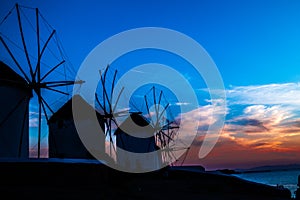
[0,4,83,158]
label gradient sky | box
[1,0,300,170]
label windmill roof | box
[49,94,103,123]
[0,61,29,89]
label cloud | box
[243,105,294,125]
[29,147,48,158]
[227,82,300,105]
[176,82,300,169]
[221,103,300,152]
[179,99,227,129]
[131,69,147,74]
[172,99,227,153]
[181,136,300,170]
[216,83,300,152]
[29,118,38,128]
[230,118,268,131]
[174,102,190,106]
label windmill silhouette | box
[95,64,128,158]
[143,86,182,165]
[0,4,83,158]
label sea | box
[233,169,300,198]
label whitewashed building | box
[115,113,162,171]
[0,61,32,158]
[48,95,106,159]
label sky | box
[1,0,300,170]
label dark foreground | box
[0,159,292,200]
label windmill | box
[95,64,128,158]
[94,66,187,167]
[0,4,83,158]
[143,86,188,166]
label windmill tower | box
[48,94,105,159]
[0,4,83,158]
[93,65,186,170]
[114,112,162,171]
[94,65,163,170]
[0,61,32,157]
[143,86,186,166]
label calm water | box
[233,170,300,198]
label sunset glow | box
[1,0,300,171]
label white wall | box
[0,86,30,158]
[49,118,105,159]
[116,133,162,171]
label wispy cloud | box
[175,99,227,147]
[174,102,190,106]
[131,69,147,74]
[29,118,38,128]
[227,82,300,105]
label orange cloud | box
[173,102,300,170]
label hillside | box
[0,158,292,200]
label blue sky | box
[1,0,300,169]
[1,0,299,86]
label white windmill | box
[0,4,83,158]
